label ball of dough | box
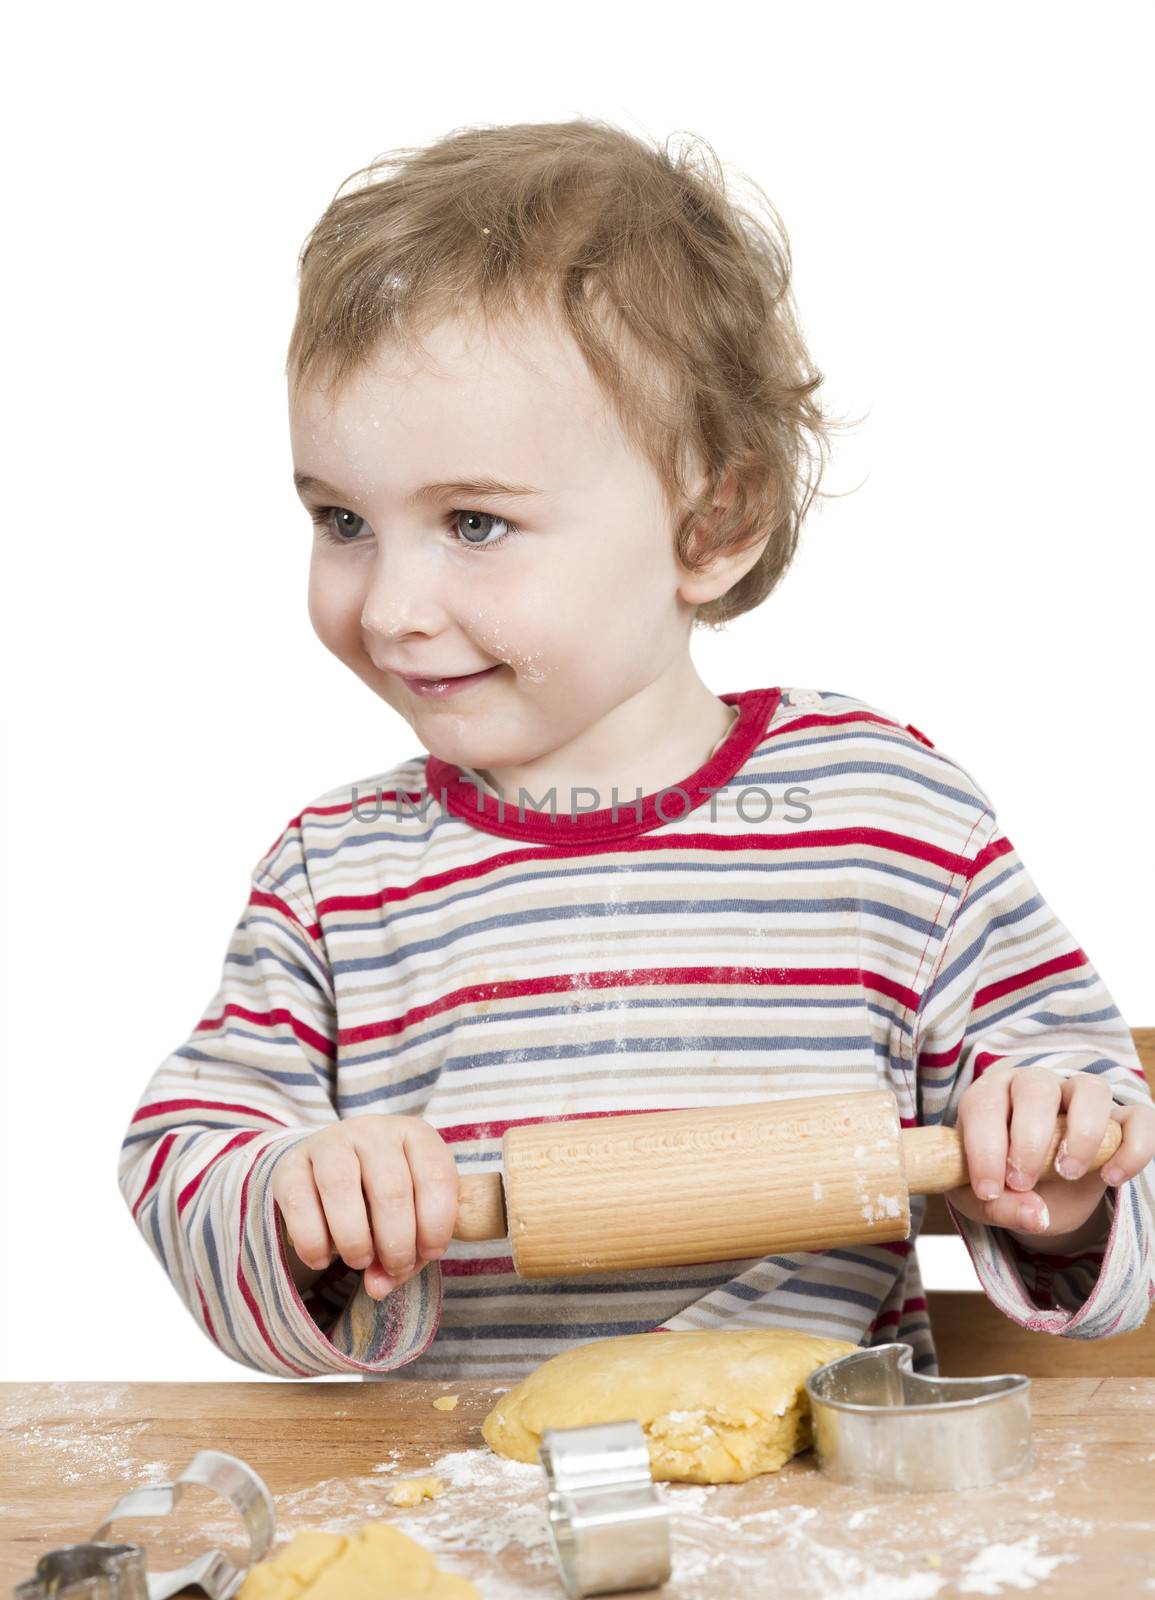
[237,1521,479,1598]
[481,1327,860,1484]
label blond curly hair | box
[286,118,859,626]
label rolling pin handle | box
[453,1170,508,1241]
[901,1113,1124,1198]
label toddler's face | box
[289,303,725,781]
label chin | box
[428,734,501,767]
[425,726,517,768]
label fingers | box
[274,1118,460,1303]
[958,1066,1061,1230]
[1053,1072,1116,1182]
[351,1117,460,1300]
[958,1067,1016,1203]
[358,1127,420,1278]
[954,1067,1155,1238]
[1003,1067,1065,1196]
[403,1121,460,1261]
[308,1132,381,1271]
[271,1151,336,1271]
[1098,1101,1155,1188]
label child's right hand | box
[271,1114,459,1299]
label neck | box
[474,675,738,808]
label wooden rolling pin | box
[449,1090,1122,1278]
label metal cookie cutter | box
[805,1341,1033,1493]
[538,1421,672,1598]
[14,1449,275,1600]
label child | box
[118,119,1155,1383]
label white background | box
[2,1,1151,1380]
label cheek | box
[561,528,661,618]
[546,551,659,656]
[506,548,620,637]
[476,557,644,687]
[308,555,363,649]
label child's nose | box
[361,550,449,641]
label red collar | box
[424,687,781,844]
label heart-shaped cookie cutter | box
[805,1340,1033,1492]
[13,1448,275,1599]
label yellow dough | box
[481,1327,860,1484]
[385,1475,445,1506]
[236,1521,479,1598]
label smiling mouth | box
[402,666,499,682]
[399,664,503,695]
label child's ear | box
[676,468,775,607]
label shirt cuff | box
[944,1179,1152,1338]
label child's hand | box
[272,1115,459,1299]
[944,1064,1155,1241]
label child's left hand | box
[944,1064,1155,1241]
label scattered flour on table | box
[649,1488,1080,1597]
[952,1538,1075,1594]
[7,1384,162,1486]
[172,1438,1126,1599]
[5,1384,132,1424]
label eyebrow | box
[292,470,547,506]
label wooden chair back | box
[927,1029,1155,1375]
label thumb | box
[942,1181,1049,1232]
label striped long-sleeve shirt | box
[117,685,1155,1381]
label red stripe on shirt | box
[316,825,979,921]
[974,949,1088,1010]
[342,966,920,1046]
[177,1129,262,1215]
[194,1003,336,1058]
[438,1106,690,1142]
[236,1148,312,1378]
[132,1098,291,1126]
[132,1131,179,1219]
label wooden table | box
[4,1380,1155,1597]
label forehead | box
[288,305,627,493]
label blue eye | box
[308,505,521,553]
[452,509,520,551]
[309,506,366,543]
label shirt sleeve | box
[116,817,443,1377]
[914,817,1155,1338]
